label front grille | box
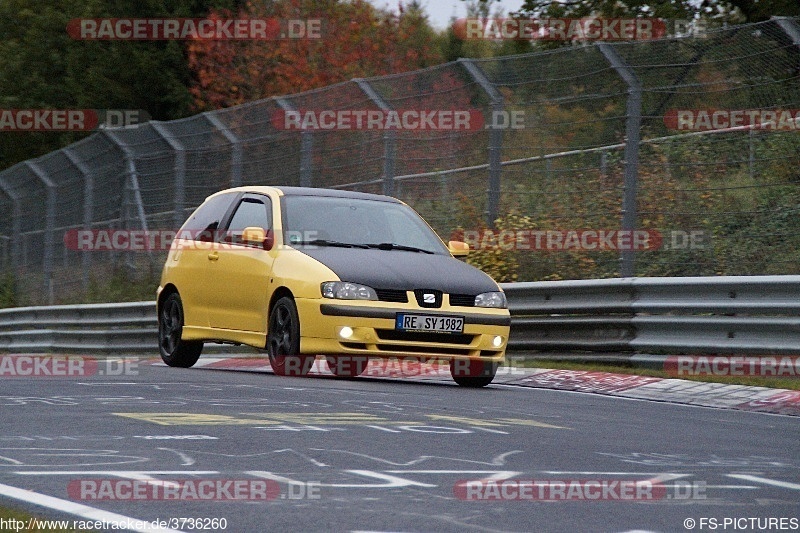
[341,342,367,350]
[375,288,408,303]
[414,289,442,308]
[449,294,476,307]
[376,329,475,345]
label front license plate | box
[396,313,464,334]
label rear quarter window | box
[180,192,236,241]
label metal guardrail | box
[1,276,799,355]
[0,301,156,353]
[502,276,800,355]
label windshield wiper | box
[292,239,369,249]
[365,242,434,254]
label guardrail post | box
[355,79,395,196]
[103,131,152,273]
[63,148,93,292]
[276,98,314,188]
[204,112,243,187]
[598,43,642,278]
[151,122,186,230]
[25,162,57,304]
[458,59,504,228]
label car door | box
[169,191,238,329]
[206,193,275,333]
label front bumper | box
[296,298,510,363]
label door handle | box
[207,251,219,261]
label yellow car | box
[157,186,510,387]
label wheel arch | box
[268,286,294,314]
[157,283,179,313]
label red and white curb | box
[141,357,800,417]
[500,368,800,417]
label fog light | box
[339,326,354,339]
[492,335,503,348]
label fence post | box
[25,162,57,303]
[151,122,186,230]
[598,43,642,278]
[355,79,395,196]
[0,177,21,274]
[774,16,800,46]
[204,112,243,187]
[63,148,93,292]
[458,59,504,228]
[275,98,314,188]
[103,130,152,273]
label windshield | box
[282,195,448,255]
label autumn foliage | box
[187,0,444,110]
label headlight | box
[474,291,507,308]
[321,282,378,300]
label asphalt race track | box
[0,358,798,532]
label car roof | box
[207,186,402,204]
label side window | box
[224,196,272,245]
[180,193,235,242]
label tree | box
[442,0,535,61]
[0,0,242,171]
[515,0,798,23]
[187,0,444,111]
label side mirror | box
[242,227,274,251]
[448,240,469,257]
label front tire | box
[268,296,313,376]
[450,359,498,388]
[159,292,203,368]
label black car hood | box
[298,247,499,294]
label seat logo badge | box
[423,293,436,304]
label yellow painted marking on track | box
[113,413,280,426]
[425,414,569,430]
[242,412,400,424]
[495,417,570,429]
[113,412,570,429]
[424,415,511,427]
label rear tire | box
[268,297,313,376]
[450,359,498,388]
[326,356,368,377]
[159,292,203,368]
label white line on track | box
[15,470,219,475]
[726,474,800,490]
[0,481,183,532]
